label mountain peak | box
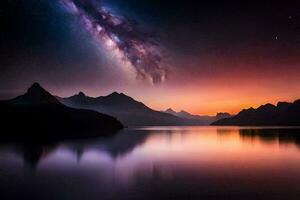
[27,82,45,94]
[294,99,300,104]
[179,110,189,114]
[166,108,176,113]
[216,112,231,119]
[31,82,42,88]
[277,101,290,106]
[78,92,86,97]
[257,104,276,112]
[107,92,121,98]
[9,83,61,105]
[111,92,120,95]
[107,92,131,99]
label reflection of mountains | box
[0,130,149,168]
[239,128,300,147]
[65,129,149,158]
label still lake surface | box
[1,126,300,199]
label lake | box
[1,126,300,199]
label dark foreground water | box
[1,126,300,200]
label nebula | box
[60,0,166,84]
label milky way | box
[60,0,166,84]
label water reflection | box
[239,128,300,147]
[0,129,149,168]
[2,127,300,199]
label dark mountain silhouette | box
[58,92,187,126]
[216,112,232,120]
[0,83,123,140]
[212,100,300,126]
[165,108,231,125]
[164,108,178,116]
[7,82,62,105]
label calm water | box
[2,126,300,199]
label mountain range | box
[212,100,300,126]
[164,108,231,125]
[0,83,123,140]
[3,82,300,131]
[58,92,184,126]
[58,92,230,126]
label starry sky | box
[1,0,300,115]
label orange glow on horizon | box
[138,76,300,116]
[52,56,300,116]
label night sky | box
[1,0,300,115]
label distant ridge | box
[164,108,231,125]
[58,92,231,126]
[0,83,123,140]
[58,92,184,126]
[212,100,300,126]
